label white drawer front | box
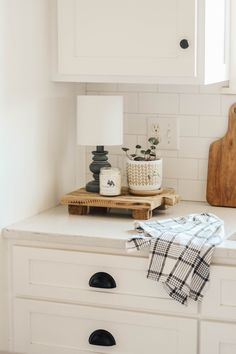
[201,265,236,320]
[13,246,197,314]
[201,322,236,354]
[13,299,197,354]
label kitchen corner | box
[2,0,236,353]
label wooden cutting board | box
[207,103,236,207]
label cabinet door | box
[201,322,236,354]
[13,299,197,354]
[57,0,196,82]
[201,265,236,321]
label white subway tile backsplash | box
[117,155,127,172]
[106,145,124,155]
[86,153,91,173]
[118,84,158,92]
[120,92,139,113]
[139,93,179,114]
[221,94,236,115]
[76,83,86,93]
[178,180,207,202]
[162,178,178,190]
[124,114,147,135]
[123,134,138,150]
[180,94,221,115]
[86,83,118,92]
[86,91,100,96]
[137,135,149,150]
[79,82,231,202]
[107,154,118,168]
[159,149,178,158]
[85,173,91,183]
[179,137,213,159]
[198,159,208,181]
[179,115,199,137]
[85,146,92,154]
[163,158,198,180]
[122,176,128,187]
[199,82,225,94]
[98,91,139,113]
[158,85,199,94]
[199,116,228,138]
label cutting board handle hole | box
[234,108,236,114]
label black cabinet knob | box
[180,39,189,49]
[89,329,116,346]
[89,272,116,289]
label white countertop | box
[3,201,236,264]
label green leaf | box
[145,149,151,155]
[122,147,130,152]
[135,144,141,149]
[148,137,159,145]
[140,150,146,154]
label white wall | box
[84,83,236,202]
[0,0,81,228]
[0,0,85,349]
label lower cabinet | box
[201,322,236,354]
[13,299,197,354]
[11,246,236,354]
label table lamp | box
[77,95,123,193]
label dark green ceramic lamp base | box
[86,145,111,193]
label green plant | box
[122,137,160,161]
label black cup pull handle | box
[89,329,116,346]
[179,39,189,49]
[89,272,116,289]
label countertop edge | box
[3,228,236,266]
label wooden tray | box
[61,187,180,220]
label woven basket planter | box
[127,159,162,196]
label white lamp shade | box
[77,95,123,146]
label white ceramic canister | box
[99,167,121,196]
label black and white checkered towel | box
[126,213,224,305]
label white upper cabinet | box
[53,0,230,84]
